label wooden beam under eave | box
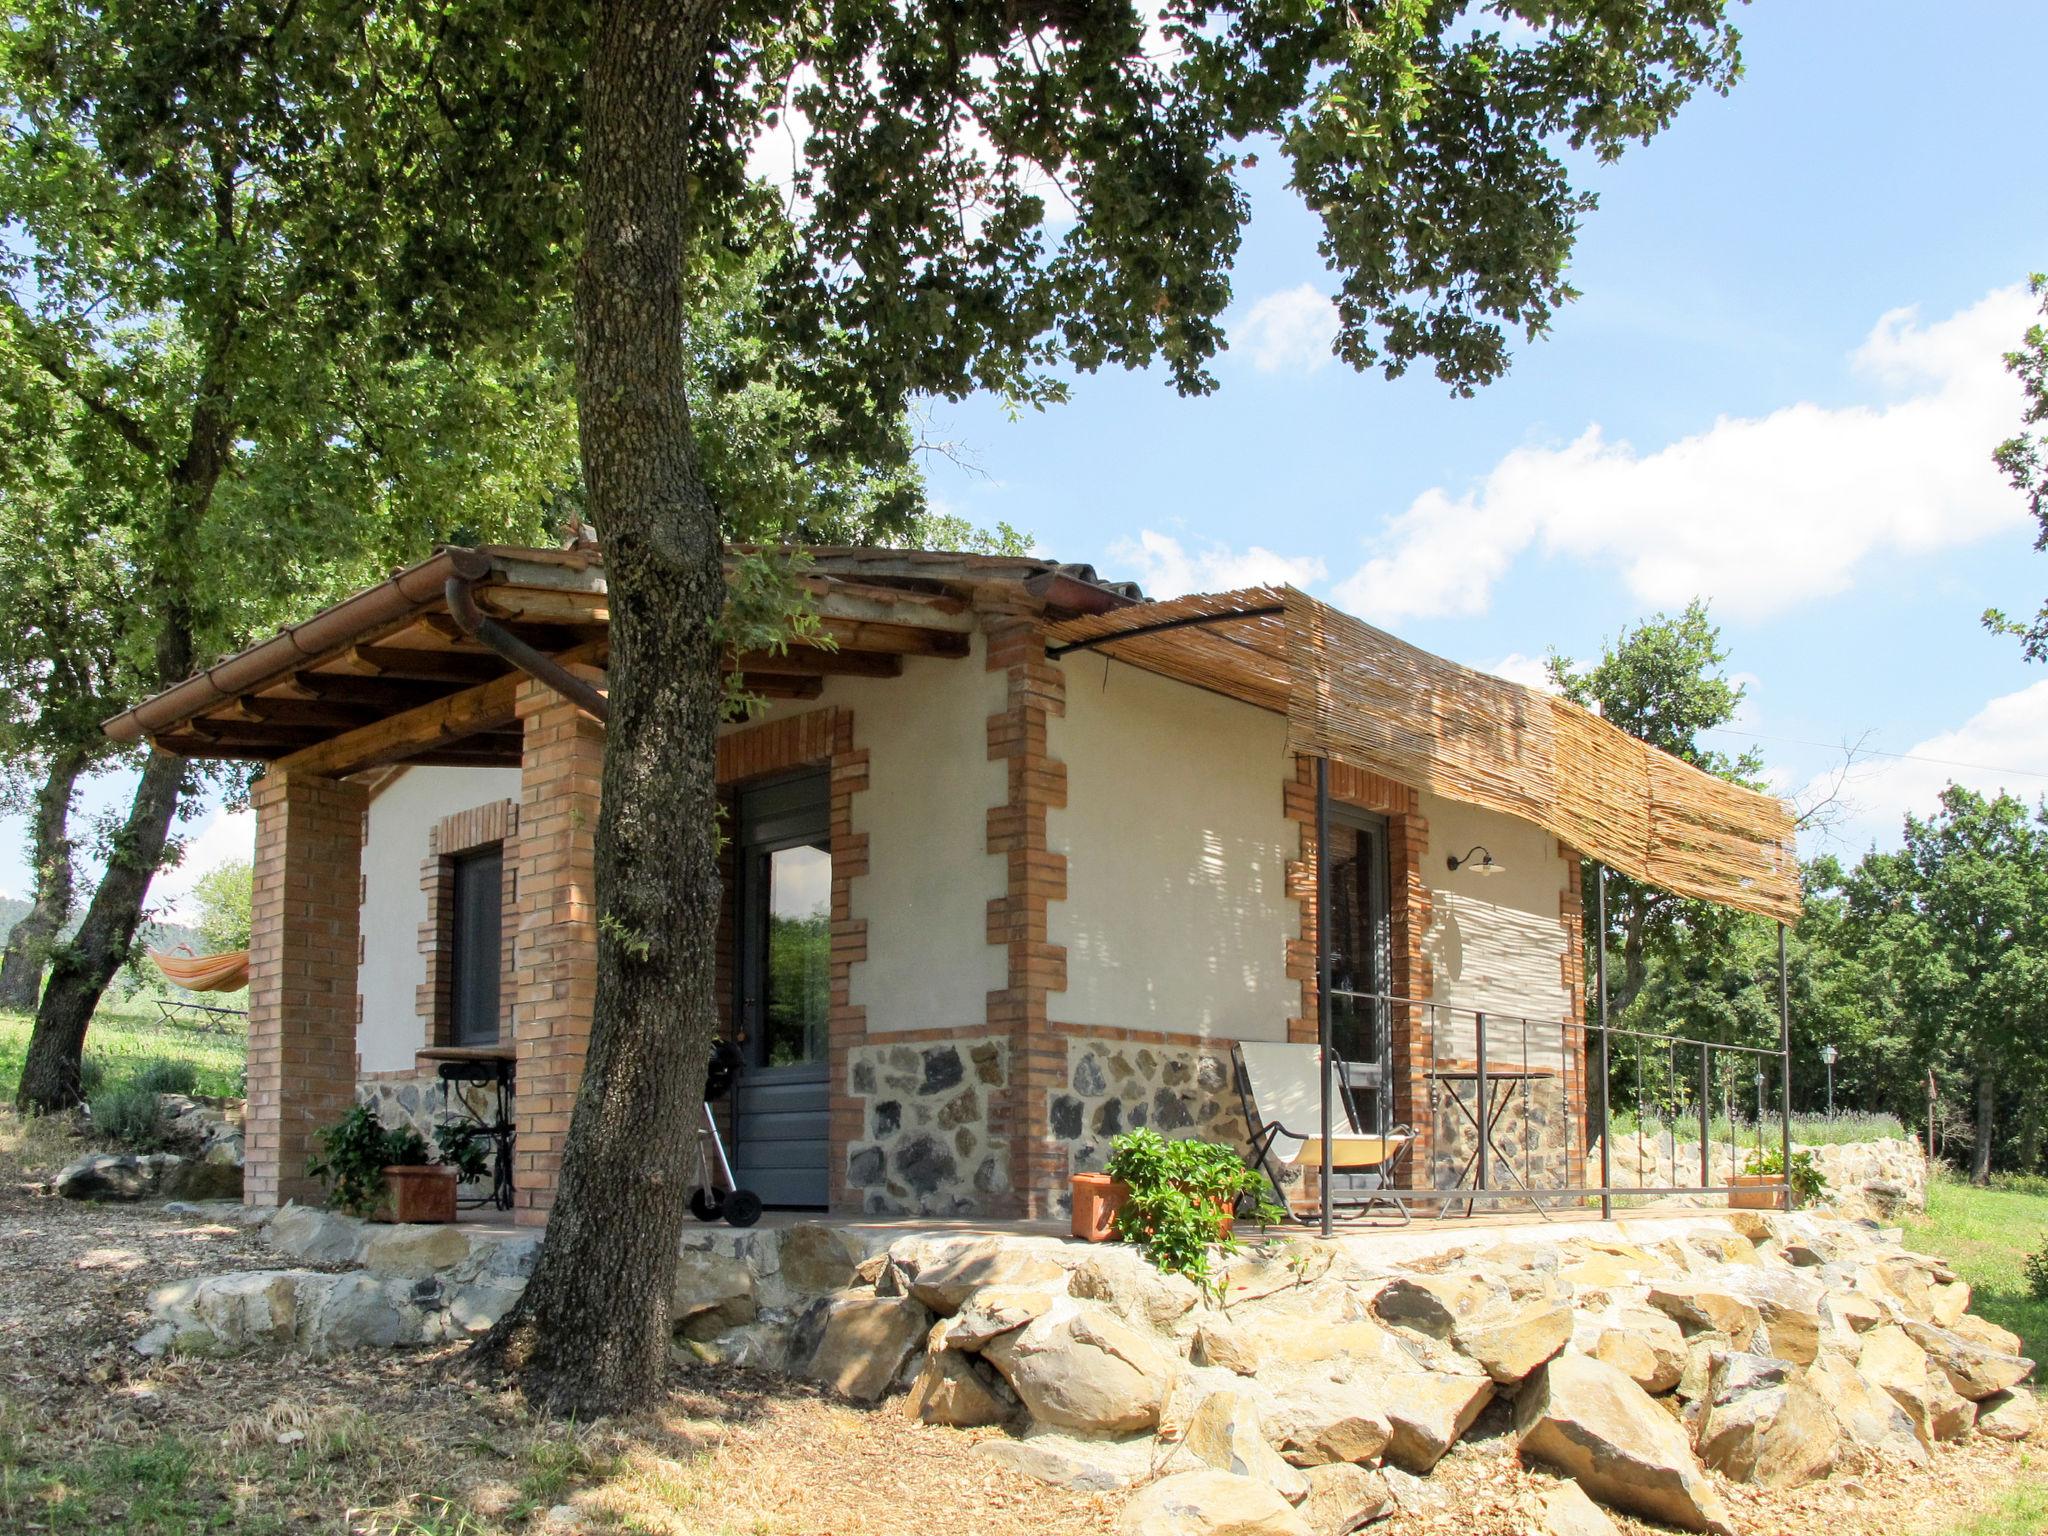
[737,673,824,701]
[347,645,509,684]
[275,671,522,780]
[814,619,970,658]
[732,648,904,679]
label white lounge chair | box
[1233,1041,1412,1224]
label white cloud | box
[1333,284,2036,622]
[152,808,254,925]
[1107,530,1327,598]
[1801,679,2048,853]
[1233,284,1340,375]
[1477,652,1559,692]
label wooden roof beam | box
[733,648,904,679]
[275,672,523,780]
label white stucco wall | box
[356,765,521,1073]
[726,637,1008,1032]
[1417,790,1573,1067]
[1047,657,1295,1040]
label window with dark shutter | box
[449,845,503,1046]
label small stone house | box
[105,543,1799,1225]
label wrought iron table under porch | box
[417,1045,516,1212]
[1428,1059,1562,1217]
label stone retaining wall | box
[1589,1134,1928,1220]
[143,1134,2020,1536]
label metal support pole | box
[1595,866,1611,1221]
[1699,1048,1713,1192]
[1779,922,1793,1207]
[1316,758,1334,1240]
[1474,1012,1490,1197]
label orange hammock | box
[149,947,250,993]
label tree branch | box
[0,297,164,463]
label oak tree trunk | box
[474,0,729,1416]
[16,746,189,1110]
[1972,1061,1996,1186]
[0,748,88,1012]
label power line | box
[1699,726,2048,782]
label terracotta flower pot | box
[1070,1173,1131,1242]
[1729,1172,1787,1211]
[384,1164,459,1224]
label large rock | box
[1902,1316,2035,1401]
[146,1269,311,1353]
[1857,1324,1976,1445]
[267,1205,369,1266]
[977,1430,1156,1491]
[1193,1319,1262,1376]
[1573,1306,1686,1395]
[908,1238,1064,1316]
[1643,1282,1761,1349]
[1298,1464,1391,1536]
[1264,1370,1395,1468]
[1070,1249,1201,1331]
[302,1272,405,1352]
[1373,1270,1569,1383]
[50,1151,228,1202]
[903,1343,1015,1428]
[51,1152,154,1201]
[1514,1355,1735,1535]
[941,1286,1055,1351]
[794,1294,930,1402]
[777,1223,862,1293]
[985,1306,1175,1434]
[1976,1386,2042,1442]
[1381,1371,1493,1473]
[671,1249,758,1340]
[1116,1469,1314,1536]
[1534,1480,1621,1536]
[1694,1355,1842,1487]
[1806,1353,1928,1467]
[1719,1269,1825,1365]
[363,1224,471,1278]
[1182,1389,1309,1504]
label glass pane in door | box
[762,842,831,1067]
[1326,821,1382,1067]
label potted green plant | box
[1100,1127,1283,1293]
[1734,1145,1827,1210]
[307,1105,462,1223]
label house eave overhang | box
[1045,585,1803,925]
[105,542,1140,773]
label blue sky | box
[7,0,2047,915]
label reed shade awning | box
[1045,586,1802,924]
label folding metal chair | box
[1234,1041,1412,1225]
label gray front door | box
[733,772,832,1208]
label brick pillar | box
[245,769,368,1207]
[983,609,1068,1219]
[510,675,605,1225]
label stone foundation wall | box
[1049,1037,1251,1207]
[844,1037,1010,1216]
[1429,1075,1573,1192]
[356,1073,499,1201]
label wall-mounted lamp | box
[1446,845,1500,875]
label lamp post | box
[1820,1043,1837,1118]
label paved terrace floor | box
[446,1196,1769,1268]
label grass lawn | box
[1904,1170,2048,1367]
[0,999,246,1103]
[1937,1481,2048,1536]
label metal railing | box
[1320,983,1793,1219]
